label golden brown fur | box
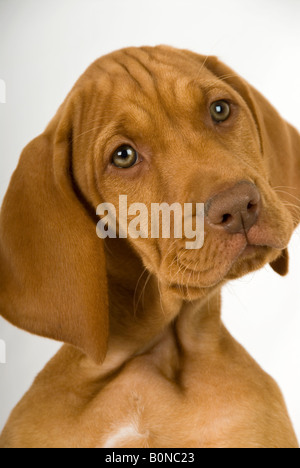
[0,46,299,448]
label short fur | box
[0,46,299,448]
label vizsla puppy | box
[0,46,299,448]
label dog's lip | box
[176,259,213,276]
[246,223,290,250]
[166,231,287,292]
[169,243,270,291]
[170,244,246,284]
[169,258,233,290]
[238,243,265,257]
[169,280,218,293]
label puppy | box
[0,46,299,448]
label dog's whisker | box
[135,270,151,316]
[187,268,195,302]
[272,185,298,191]
[133,267,148,316]
[193,55,210,82]
[179,258,195,298]
[142,272,152,311]
[200,73,241,90]
[282,202,300,211]
[163,240,178,268]
[274,189,300,204]
[157,280,166,317]
[72,124,105,141]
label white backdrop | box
[0,0,299,443]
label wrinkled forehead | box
[72,46,239,155]
[97,45,206,91]
[84,46,227,127]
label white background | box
[0,0,299,443]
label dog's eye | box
[210,100,231,123]
[112,145,139,168]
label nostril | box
[205,181,261,234]
[247,201,258,213]
[221,213,232,224]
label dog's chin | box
[225,245,274,280]
[163,245,277,301]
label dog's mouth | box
[166,243,271,294]
[159,225,290,299]
[147,193,293,300]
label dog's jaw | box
[103,236,217,365]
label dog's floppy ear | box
[191,53,300,277]
[0,92,109,364]
[269,248,289,277]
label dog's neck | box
[98,239,222,376]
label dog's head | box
[0,46,299,362]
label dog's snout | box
[205,181,261,234]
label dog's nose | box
[205,181,261,234]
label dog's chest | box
[90,339,234,448]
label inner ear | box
[270,248,289,276]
